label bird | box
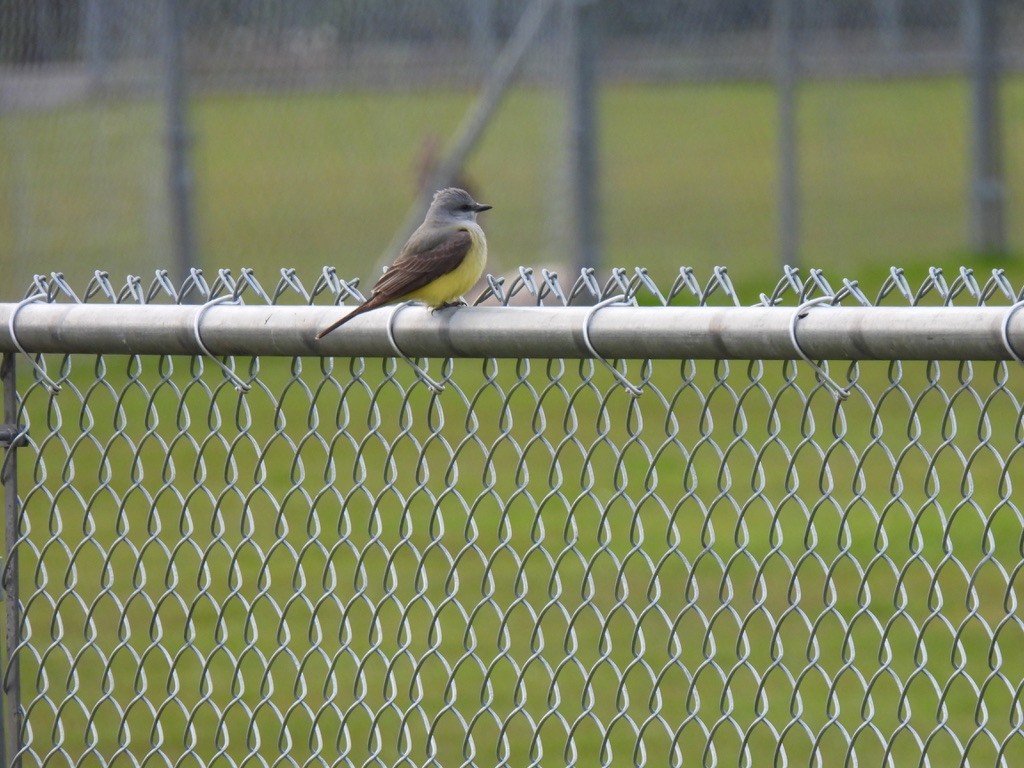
[316,187,492,340]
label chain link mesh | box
[3,266,1024,766]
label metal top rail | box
[1,265,1022,361]
[0,301,1023,361]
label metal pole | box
[774,0,800,269]
[0,354,22,768]
[376,0,557,275]
[163,0,199,284]
[965,0,1007,256]
[565,0,602,276]
[0,303,1022,362]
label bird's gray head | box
[427,187,492,224]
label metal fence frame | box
[1,265,1024,766]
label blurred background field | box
[4,0,1024,298]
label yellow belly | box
[404,225,487,307]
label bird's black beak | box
[474,203,492,213]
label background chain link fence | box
[4,0,1024,295]
[2,266,1024,766]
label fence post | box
[774,0,800,269]
[162,0,199,284]
[565,0,602,276]
[965,0,1007,256]
[0,354,23,768]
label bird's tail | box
[315,296,386,340]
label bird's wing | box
[315,228,474,340]
[370,228,474,300]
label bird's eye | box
[460,204,472,211]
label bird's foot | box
[432,300,467,314]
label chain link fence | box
[1,265,1024,766]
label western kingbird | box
[316,187,491,340]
